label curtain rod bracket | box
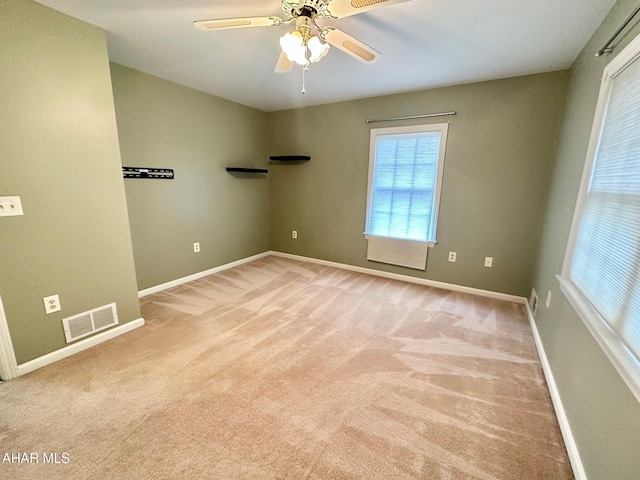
[596,5,640,57]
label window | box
[559,33,640,402]
[364,123,448,269]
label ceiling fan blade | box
[194,16,283,31]
[323,27,381,64]
[275,51,294,73]
[322,0,411,19]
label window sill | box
[557,274,640,403]
[362,232,437,248]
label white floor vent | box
[62,303,118,344]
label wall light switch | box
[0,196,24,217]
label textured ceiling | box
[35,0,617,111]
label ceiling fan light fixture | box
[279,31,307,65]
[308,35,330,63]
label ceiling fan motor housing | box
[282,0,327,19]
[296,16,313,42]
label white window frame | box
[558,32,640,403]
[364,123,449,247]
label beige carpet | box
[0,256,572,479]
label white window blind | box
[560,33,640,402]
[365,123,448,269]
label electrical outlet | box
[545,290,552,308]
[448,251,456,262]
[292,230,298,239]
[0,196,24,217]
[43,294,61,314]
[193,242,200,253]
[484,257,493,267]
[530,288,539,316]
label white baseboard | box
[269,251,527,304]
[138,251,271,297]
[525,303,586,480]
[17,318,145,377]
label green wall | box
[0,0,141,364]
[267,71,569,297]
[109,65,270,290]
[531,0,640,477]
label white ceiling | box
[35,0,617,112]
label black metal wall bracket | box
[122,167,174,179]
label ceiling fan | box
[194,0,411,82]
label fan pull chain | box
[301,44,310,95]
[301,64,307,95]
